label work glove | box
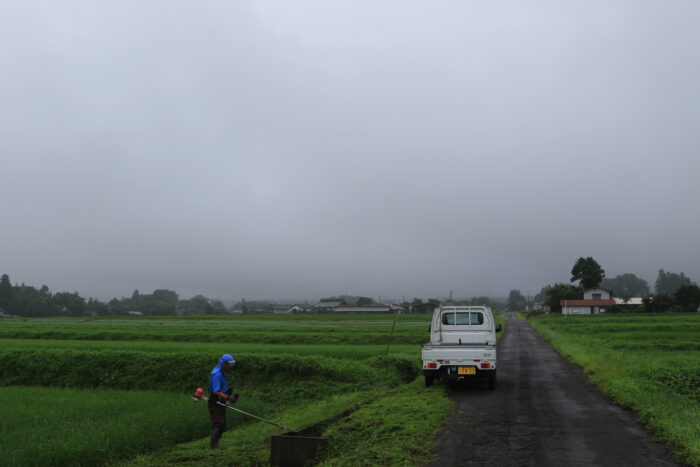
[227,394,239,404]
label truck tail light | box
[480,363,491,369]
[427,363,437,369]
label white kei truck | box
[422,306,502,389]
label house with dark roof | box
[332,305,392,313]
[561,287,614,315]
[313,299,347,313]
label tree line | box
[0,274,228,317]
[521,258,700,313]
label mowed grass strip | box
[529,314,700,466]
[121,391,378,466]
[316,378,454,466]
[120,378,453,467]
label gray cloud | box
[2,1,699,301]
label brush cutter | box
[192,387,292,432]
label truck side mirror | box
[495,324,502,332]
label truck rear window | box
[441,312,484,325]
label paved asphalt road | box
[428,312,679,467]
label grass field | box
[0,314,431,345]
[528,313,700,466]
[0,312,468,466]
[0,387,210,466]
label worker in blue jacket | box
[208,353,238,449]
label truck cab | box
[422,306,501,389]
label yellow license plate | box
[458,366,476,375]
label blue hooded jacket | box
[209,354,235,395]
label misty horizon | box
[1,263,693,305]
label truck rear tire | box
[488,371,496,390]
[425,375,434,387]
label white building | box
[561,288,614,315]
[583,287,612,300]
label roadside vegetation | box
[528,313,700,466]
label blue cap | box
[221,354,235,364]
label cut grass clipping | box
[316,378,453,466]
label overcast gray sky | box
[2,1,699,302]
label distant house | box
[562,288,614,315]
[128,311,144,316]
[289,304,314,313]
[613,297,644,306]
[407,302,439,314]
[561,299,615,315]
[273,305,294,314]
[583,287,613,300]
[333,305,392,314]
[313,299,347,313]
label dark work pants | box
[208,400,226,431]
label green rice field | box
[528,313,700,466]
[0,313,464,466]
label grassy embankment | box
[527,313,700,466]
[0,313,459,466]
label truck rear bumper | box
[423,366,495,381]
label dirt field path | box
[428,312,678,467]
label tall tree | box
[546,283,581,313]
[534,285,552,303]
[655,269,693,295]
[507,289,527,311]
[673,285,700,312]
[151,289,179,304]
[0,274,13,311]
[52,292,86,316]
[600,273,650,297]
[570,257,605,290]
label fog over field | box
[2,1,699,301]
